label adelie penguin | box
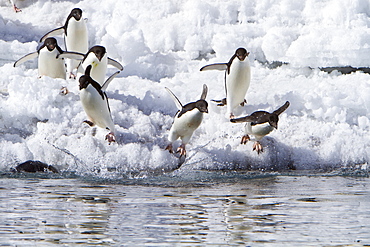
[14,37,66,79]
[200,47,251,119]
[58,45,123,87]
[165,84,208,159]
[79,65,119,144]
[40,8,88,79]
[230,101,290,154]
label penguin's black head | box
[79,75,90,90]
[235,47,249,61]
[89,46,106,61]
[70,8,82,21]
[196,99,208,113]
[44,37,57,51]
[268,114,279,129]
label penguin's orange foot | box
[60,86,69,95]
[14,5,21,12]
[165,144,174,153]
[241,135,250,144]
[176,144,186,157]
[69,72,76,80]
[253,141,263,154]
[240,99,247,106]
[105,132,116,144]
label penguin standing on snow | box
[230,101,290,154]
[165,84,208,157]
[40,8,88,79]
[200,47,251,119]
[79,65,120,144]
[58,45,123,86]
[14,37,66,79]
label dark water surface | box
[0,170,369,246]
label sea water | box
[0,170,369,246]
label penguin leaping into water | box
[14,37,66,79]
[79,65,120,144]
[230,101,290,154]
[165,84,208,158]
[40,8,88,79]
[200,47,251,119]
[58,45,123,87]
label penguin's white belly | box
[65,20,88,73]
[81,56,107,85]
[65,19,88,53]
[245,122,273,140]
[80,86,114,133]
[170,110,203,142]
[38,49,66,79]
[226,60,251,113]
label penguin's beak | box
[47,44,55,51]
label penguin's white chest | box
[80,85,114,132]
[172,109,203,136]
[38,48,66,79]
[81,54,107,85]
[245,122,274,140]
[226,59,251,112]
[65,19,88,53]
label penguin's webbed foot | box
[69,72,76,80]
[13,5,21,12]
[105,132,116,144]
[83,120,95,127]
[165,144,174,153]
[176,144,186,157]
[211,98,227,106]
[241,135,250,144]
[60,86,69,95]
[253,141,263,154]
[240,99,247,106]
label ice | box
[0,0,369,174]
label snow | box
[0,0,370,175]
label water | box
[0,170,369,246]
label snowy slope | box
[0,0,369,175]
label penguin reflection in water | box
[200,47,251,119]
[14,37,66,79]
[79,65,119,144]
[165,84,208,158]
[231,101,290,154]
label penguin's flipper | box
[200,63,228,71]
[230,115,256,123]
[273,101,290,116]
[165,87,183,110]
[102,71,120,91]
[40,27,65,42]
[108,58,124,71]
[57,51,85,60]
[13,52,38,67]
[200,84,208,100]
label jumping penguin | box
[58,45,123,86]
[79,65,119,144]
[14,37,66,79]
[200,47,251,119]
[230,101,290,154]
[40,8,88,79]
[165,84,208,159]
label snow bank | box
[0,0,369,175]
